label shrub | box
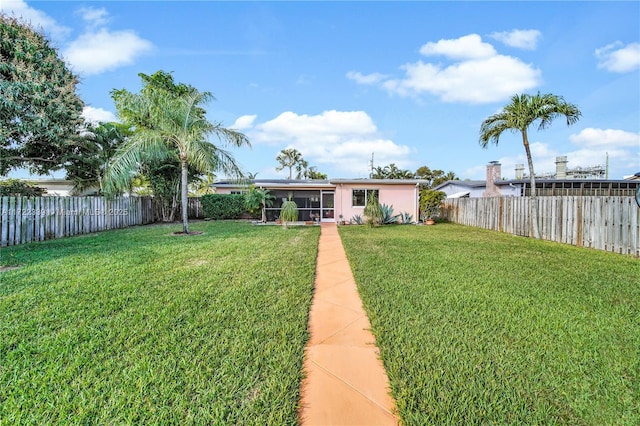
[419,189,446,221]
[363,192,383,227]
[350,214,363,225]
[201,194,246,220]
[0,179,46,197]
[280,199,298,228]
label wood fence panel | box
[1,196,159,247]
[443,196,639,256]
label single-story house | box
[213,178,427,223]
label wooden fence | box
[1,196,205,247]
[442,196,639,256]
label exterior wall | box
[335,182,419,223]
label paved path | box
[299,223,398,425]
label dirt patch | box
[0,265,22,273]
[171,231,204,236]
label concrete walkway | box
[299,223,398,425]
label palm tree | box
[106,90,250,234]
[276,148,303,179]
[245,186,275,223]
[479,92,581,238]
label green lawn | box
[0,222,319,425]
[339,223,639,425]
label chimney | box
[515,164,525,180]
[483,161,502,197]
[555,156,568,179]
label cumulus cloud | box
[346,71,389,85]
[569,128,640,148]
[232,115,257,130]
[0,0,71,40]
[350,34,541,104]
[63,29,153,76]
[2,1,154,76]
[77,6,110,29]
[419,34,496,59]
[595,41,640,73]
[244,110,412,176]
[489,29,542,50]
[82,106,117,124]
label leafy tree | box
[65,122,129,195]
[306,166,327,180]
[245,186,275,223]
[419,189,446,221]
[0,14,84,176]
[415,166,458,188]
[480,92,581,238]
[371,163,415,179]
[106,71,250,234]
[295,159,308,180]
[0,179,46,197]
[276,148,304,179]
[188,172,216,196]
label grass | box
[0,221,319,425]
[339,223,639,425]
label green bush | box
[201,194,246,219]
[0,179,46,197]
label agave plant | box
[380,203,400,224]
[399,212,413,224]
[350,214,363,225]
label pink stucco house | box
[213,179,425,223]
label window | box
[230,190,246,195]
[352,189,379,207]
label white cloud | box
[489,29,542,50]
[350,34,542,104]
[77,6,110,29]
[2,1,154,76]
[0,0,71,40]
[232,115,257,130]
[63,29,154,75]
[382,55,540,103]
[595,41,640,73]
[419,34,496,59]
[244,110,411,176]
[82,106,117,124]
[569,128,640,148]
[346,71,389,85]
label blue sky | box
[4,0,639,180]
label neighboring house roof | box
[433,180,486,191]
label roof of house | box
[214,178,428,188]
[433,180,486,190]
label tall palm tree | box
[106,90,250,234]
[276,148,303,179]
[479,92,581,238]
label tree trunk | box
[261,201,267,223]
[522,131,540,239]
[181,157,189,234]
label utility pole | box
[605,152,609,180]
[369,153,374,178]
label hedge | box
[201,194,246,220]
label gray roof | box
[433,180,486,190]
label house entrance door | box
[321,192,335,222]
